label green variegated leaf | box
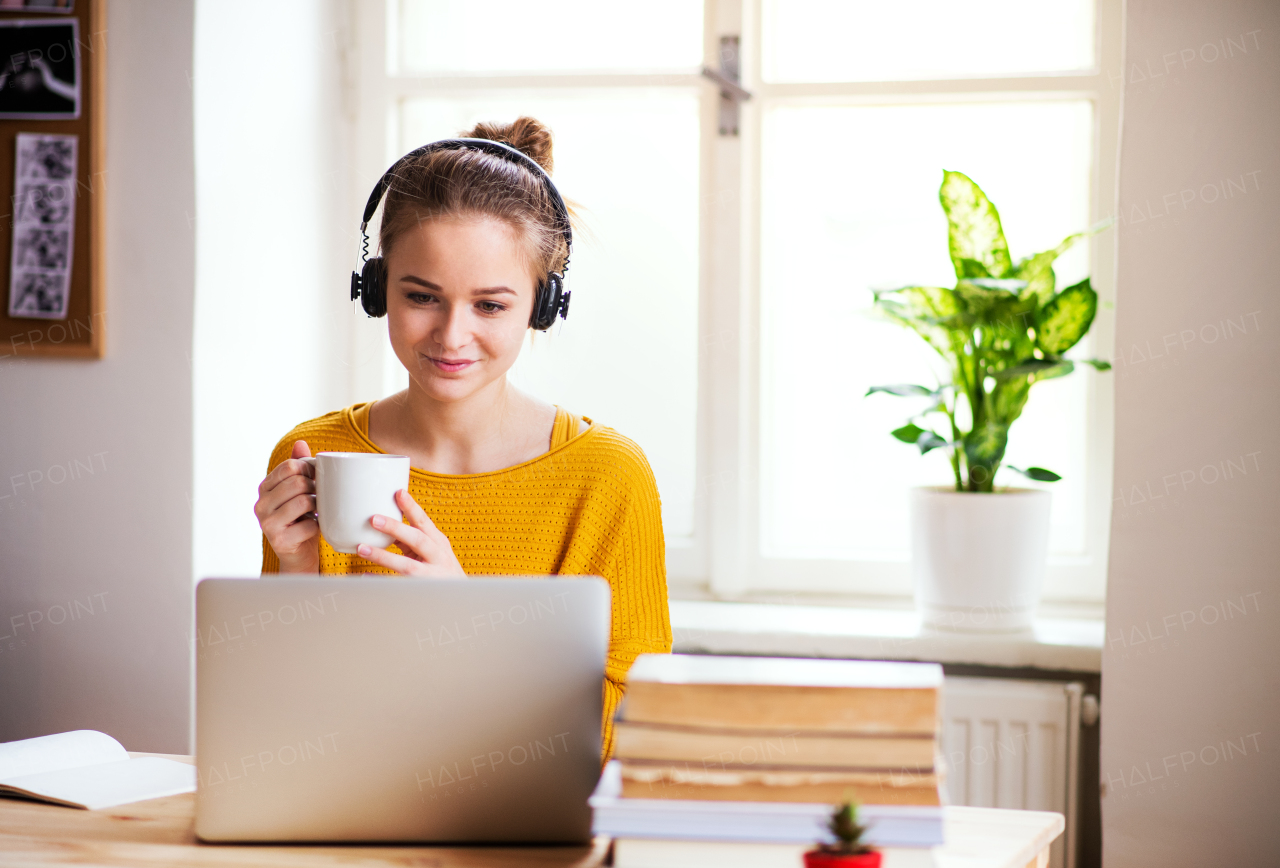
[1013,220,1112,307]
[1082,359,1112,371]
[873,286,964,359]
[890,423,951,455]
[940,170,1013,280]
[1020,264,1057,309]
[965,421,1008,462]
[955,258,992,279]
[1007,465,1063,482]
[963,421,1010,490]
[994,359,1074,380]
[874,285,961,319]
[1036,361,1075,381]
[966,278,1027,293]
[1013,233,1082,307]
[955,281,1031,327]
[1036,278,1097,355]
[990,377,1032,428]
[891,423,926,443]
[916,432,950,454]
[953,281,1007,314]
[867,384,936,398]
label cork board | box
[0,0,105,359]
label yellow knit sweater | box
[261,403,672,759]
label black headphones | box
[350,138,573,330]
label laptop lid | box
[194,576,609,843]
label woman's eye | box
[407,292,436,305]
[477,301,506,314]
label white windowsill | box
[668,599,1103,673]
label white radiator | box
[941,677,1083,868]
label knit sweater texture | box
[261,402,673,759]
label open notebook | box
[0,730,195,810]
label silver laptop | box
[194,576,609,843]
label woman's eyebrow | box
[398,275,515,297]
[399,275,441,289]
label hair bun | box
[464,116,554,174]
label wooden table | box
[0,756,1061,868]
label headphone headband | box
[360,138,573,254]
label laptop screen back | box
[194,576,609,843]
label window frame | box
[356,0,1121,609]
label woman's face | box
[384,216,538,405]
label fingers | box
[255,443,317,561]
[258,484,318,565]
[355,540,465,579]
[396,489,436,532]
[270,511,319,553]
[258,450,314,498]
[353,544,424,575]
[359,492,464,578]
[255,473,314,522]
[368,511,437,560]
[280,491,317,526]
[259,492,317,542]
[364,491,447,560]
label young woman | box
[252,117,672,760]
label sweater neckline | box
[340,402,599,481]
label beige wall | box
[1104,0,1279,861]
[0,0,195,752]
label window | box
[361,0,1120,605]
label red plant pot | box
[803,849,882,868]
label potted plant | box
[804,800,880,868]
[868,171,1111,632]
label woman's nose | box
[433,303,471,350]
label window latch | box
[701,36,752,136]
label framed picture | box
[0,18,79,119]
[0,0,100,357]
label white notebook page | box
[0,730,127,780]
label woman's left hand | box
[357,489,466,578]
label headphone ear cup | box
[531,273,561,331]
[360,257,387,318]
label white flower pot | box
[909,486,1051,633]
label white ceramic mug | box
[300,452,411,554]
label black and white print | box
[17,134,75,179]
[16,181,73,224]
[15,226,70,269]
[0,18,80,119]
[8,132,76,320]
[9,269,65,316]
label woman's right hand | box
[254,440,320,573]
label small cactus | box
[818,800,874,855]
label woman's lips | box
[425,355,475,373]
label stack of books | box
[592,654,946,865]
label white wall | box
[193,0,361,582]
[0,0,195,753]
[1103,0,1280,862]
